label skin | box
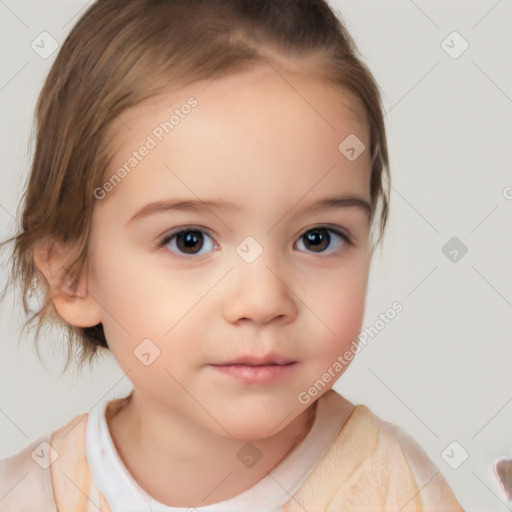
[35,62,374,506]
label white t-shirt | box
[85,391,446,511]
[0,391,451,511]
[85,391,355,511]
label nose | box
[222,250,298,326]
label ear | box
[33,238,102,328]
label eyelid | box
[158,225,218,247]
[305,225,353,248]
[158,224,354,257]
[158,223,351,241]
[299,223,353,245]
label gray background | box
[0,1,511,510]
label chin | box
[203,401,302,441]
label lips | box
[211,353,296,367]
[210,360,298,384]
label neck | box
[107,390,318,507]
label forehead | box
[110,62,369,151]
[99,65,371,217]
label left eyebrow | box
[126,196,373,225]
[293,197,372,217]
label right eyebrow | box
[127,198,242,225]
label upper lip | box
[211,353,297,366]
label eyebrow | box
[126,196,373,225]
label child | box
[0,0,465,510]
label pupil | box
[178,231,202,253]
[306,229,329,251]
[174,229,331,254]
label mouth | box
[213,362,296,367]
[211,353,297,367]
[209,361,298,384]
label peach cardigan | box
[0,391,464,511]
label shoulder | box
[0,412,89,512]
[284,398,425,511]
[312,396,464,510]
[0,432,57,511]
[364,407,465,511]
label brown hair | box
[0,0,390,377]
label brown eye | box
[304,228,329,252]
[296,227,350,254]
[175,230,204,254]
[160,228,216,256]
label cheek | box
[306,258,369,355]
[89,257,203,368]
[86,248,163,366]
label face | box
[86,63,373,440]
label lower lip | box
[209,363,297,384]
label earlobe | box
[33,240,102,328]
[51,291,103,329]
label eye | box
[159,227,217,256]
[295,226,351,254]
[158,225,351,257]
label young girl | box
[0,0,464,510]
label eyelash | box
[157,225,353,257]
